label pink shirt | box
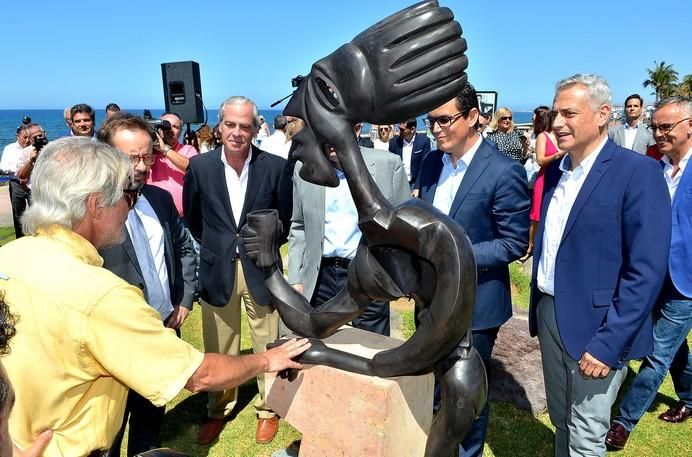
[147,142,198,216]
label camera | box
[146,119,172,143]
[33,135,48,152]
[291,75,304,88]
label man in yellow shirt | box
[0,137,309,457]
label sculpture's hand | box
[241,209,283,268]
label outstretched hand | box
[263,338,311,373]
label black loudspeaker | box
[161,61,204,124]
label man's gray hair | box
[555,74,612,111]
[655,96,692,117]
[218,96,260,128]
[22,137,131,235]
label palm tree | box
[675,74,692,97]
[643,61,679,102]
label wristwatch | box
[162,145,171,156]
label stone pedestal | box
[266,327,433,457]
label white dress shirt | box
[402,137,414,181]
[221,146,252,227]
[623,123,639,150]
[0,142,25,174]
[661,148,691,200]
[537,136,608,296]
[432,135,482,215]
[323,169,360,259]
[125,194,173,320]
[260,131,290,159]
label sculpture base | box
[266,327,433,457]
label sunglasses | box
[426,112,466,128]
[500,116,512,121]
[122,188,140,209]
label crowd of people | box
[0,75,689,457]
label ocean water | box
[0,109,534,156]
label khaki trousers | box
[201,260,279,419]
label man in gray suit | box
[608,93,655,154]
[288,136,410,335]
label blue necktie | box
[128,208,172,320]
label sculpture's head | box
[284,0,468,186]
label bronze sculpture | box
[241,2,487,455]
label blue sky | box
[2,0,689,111]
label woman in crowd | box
[487,107,528,161]
[196,125,215,152]
[520,106,564,261]
[373,124,394,150]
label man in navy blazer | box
[183,96,290,445]
[389,118,431,190]
[607,97,692,449]
[96,113,196,456]
[418,83,530,457]
[529,74,670,457]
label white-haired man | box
[528,75,670,456]
[0,137,309,457]
[184,96,291,445]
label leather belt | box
[321,256,351,269]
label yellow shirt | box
[0,225,204,457]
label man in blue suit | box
[418,83,530,457]
[607,97,692,449]
[529,74,671,457]
[389,118,431,192]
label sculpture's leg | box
[425,342,488,457]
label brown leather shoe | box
[256,416,280,444]
[658,402,692,423]
[197,417,226,445]
[605,422,630,450]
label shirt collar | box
[220,146,253,169]
[559,136,608,176]
[624,122,640,130]
[660,148,692,171]
[35,224,103,267]
[442,134,482,170]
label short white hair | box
[655,96,692,117]
[555,74,612,111]
[22,137,131,234]
[218,96,260,128]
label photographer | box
[15,124,47,185]
[149,113,198,217]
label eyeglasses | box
[122,188,140,209]
[650,117,690,135]
[500,116,513,121]
[129,154,155,166]
[426,112,465,128]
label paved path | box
[0,185,13,228]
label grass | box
[2,225,683,456]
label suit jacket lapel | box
[448,142,490,218]
[239,146,267,228]
[423,150,444,203]
[560,141,614,244]
[121,231,143,278]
